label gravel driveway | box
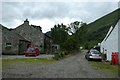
[2,51,118,78]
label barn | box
[100,19,120,62]
[1,24,31,55]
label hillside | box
[80,8,120,48]
[47,8,120,49]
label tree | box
[51,22,87,52]
[62,36,79,51]
[71,22,87,47]
[68,21,87,34]
[51,23,69,46]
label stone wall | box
[44,34,52,51]
[2,26,20,54]
[14,19,45,51]
[1,19,45,54]
[1,24,29,55]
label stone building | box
[1,24,30,55]
[44,33,52,52]
[1,19,50,55]
[14,19,44,51]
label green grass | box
[0,59,2,70]
[90,61,119,77]
[90,61,118,73]
[2,58,57,70]
[2,58,56,64]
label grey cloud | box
[2,2,24,22]
[30,3,69,19]
[12,2,70,19]
[66,2,118,23]
[1,2,118,28]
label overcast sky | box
[1,1,119,33]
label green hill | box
[77,8,120,49]
[45,8,120,49]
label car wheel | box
[35,54,37,57]
[87,58,91,61]
[85,55,87,59]
[99,59,102,62]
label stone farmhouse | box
[1,24,30,55]
[1,19,52,55]
[14,19,44,51]
[44,33,52,52]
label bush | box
[53,52,60,60]
[62,52,65,56]
[53,51,67,60]
[62,37,79,52]
[64,51,69,55]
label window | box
[6,43,12,46]
[5,43,12,50]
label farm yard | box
[2,51,118,78]
[1,1,120,79]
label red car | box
[24,47,40,57]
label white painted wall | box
[101,20,119,61]
[118,20,120,63]
[0,27,2,56]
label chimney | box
[24,19,29,25]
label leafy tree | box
[51,23,69,46]
[51,21,88,51]
[68,21,80,34]
[68,21,87,34]
[73,22,87,47]
[62,36,79,51]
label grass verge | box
[2,58,57,69]
[0,59,2,71]
[2,58,56,63]
[89,61,118,73]
[90,61,119,77]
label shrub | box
[53,52,60,60]
[53,51,67,60]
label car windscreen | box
[91,51,99,54]
[27,47,34,52]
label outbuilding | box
[100,19,120,61]
[1,24,30,55]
